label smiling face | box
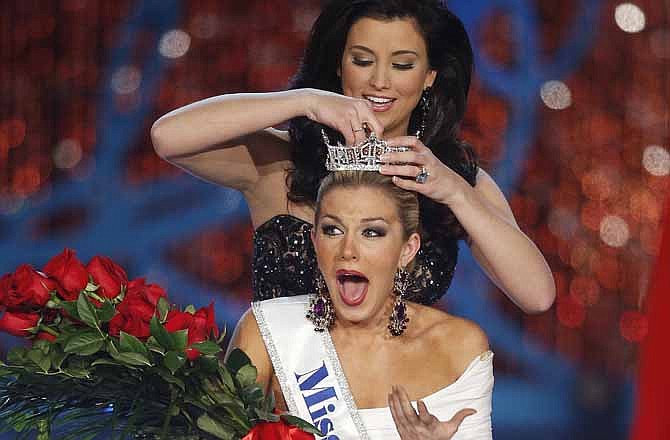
[339,17,437,138]
[312,185,420,328]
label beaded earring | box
[388,268,411,336]
[306,271,335,332]
[415,86,432,140]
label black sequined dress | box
[252,214,459,305]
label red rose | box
[117,278,166,321]
[0,274,11,305]
[2,265,59,309]
[109,313,150,339]
[164,310,193,333]
[189,303,219,344]
[0,311,39,337]
[36,331,57,342]
[87,256,128,300]
[43,249,88,301]
[108,279,166,340]
[164,304,218,360]
[242,420,315,440]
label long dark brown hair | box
[287,0,478,241]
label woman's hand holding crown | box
[303,89,384,146]
[389,385,475,440]
[379,136,469,207]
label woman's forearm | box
[449,180,556,314]
[151,89,312,159]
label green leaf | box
[27,349,51,372]
[59,300,80,320]
[171,329,188,351]
[107,338,120,356]
[157,297,170,322]
[146,336,166,355]
[184,305,196,314]
[281,414,324,436]
[236,364,258,388]
[200,376,237,406]
[218,365,235,392]
[90,358,122,367]
[254,407,280,422]
[150,316,173,350]
[33,339,51,354]
[62,367,90,378]
[197,414,236,440]
[241,384,264,405]
[64,331,105,356]
[197,355,221,374]
[155,366,186,391]
[191,341,222,355]
[216,326,227,345]
[6,347,28,365]
[76,293,99,329]
[96,300,116,323]
[51,349,68,370]
[163,350,186,374]
[119,332,149,355]
[110,351,152,367]
[226,348,251,375]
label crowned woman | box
[226,134,493,440]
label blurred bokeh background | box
[1,0,668,439]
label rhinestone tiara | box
[321,129,409,172]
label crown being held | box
[322,128,409,172]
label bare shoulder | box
[226,308,270,371]
[227,308,263,352]
[412,305,489,367]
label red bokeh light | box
[557,295,587,329]
[619,310,648,343]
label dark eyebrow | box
[361,217,388,224]
[349,45,419,57]
[321,214,389,224]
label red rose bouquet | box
[0,249,320,440]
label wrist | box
[296,88,317,120]
[440,175,473,209]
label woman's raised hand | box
[389,385,476,439]
[304,89,384,146]
[379,136,469,207]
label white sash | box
[252,296,370,440]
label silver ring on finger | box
[415,166,430,184]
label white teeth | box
[365,96,393,104]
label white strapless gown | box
[357,351,494,439]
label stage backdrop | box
[1,1,668,439]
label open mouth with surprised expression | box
[335,269,369,306]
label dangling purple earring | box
[307,271,335,332]
[415,86,432,140]
[388,268,411,336]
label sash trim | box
[321,329,371,440]
[251,301,300,414]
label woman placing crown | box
[151,0,555,312]
[227,169,494,439]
